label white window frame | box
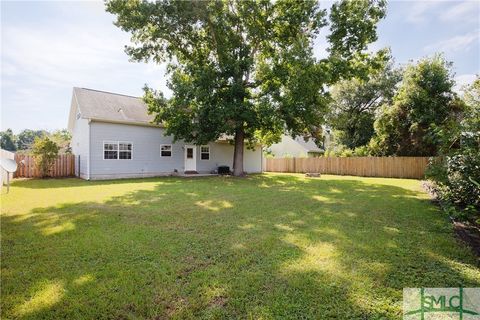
[160,144,172,157]
[200,145,210,161]
[103,141,133,160]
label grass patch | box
[1,174,479,319]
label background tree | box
[426,76,480,216]
[31,136,60,178]
[16,129,48,151]
[0,129,17,151]
[328,56,401,149]
[51,129,72,154]
[461,76,480,148]
[107,0,387,176]
[369,55,463,156]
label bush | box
[31,136,60,178]
[353,145,370,156]
[426,149,480,215]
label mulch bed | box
[423,181,480,260]
[451,218,480,258]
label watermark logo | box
[404,288,480,319]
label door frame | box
[184,145,197,172]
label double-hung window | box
[200,146,210,160]
[161,144,172,157]
[119,142,132,159]
[104,141,132,160]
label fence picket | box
[265,156,431,179]
[13,154,76,178]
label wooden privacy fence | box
[265,157,431,179]
[14,154,76,178]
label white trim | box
[103,140,133,160]
[200,145,210,161]
[160,144,172,157]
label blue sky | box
[1,0,479,133]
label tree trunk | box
[233,127,245,176]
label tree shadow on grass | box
[10,177,186,189]
[2,174,479,319]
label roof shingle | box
[74,87,155,125]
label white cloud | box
[1,3,171,132]
[440,1,480,23]
[423,31,479,53]
[405,1,443,24]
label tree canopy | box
[0,129,71,153]
[328,56,401,149]
[0,129,16,152]
[107,0,387,175]
[16,129,49,151]
[369,55,463,156]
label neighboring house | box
[267,135,323,158]
[68,87,262,180]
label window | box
[186,147,193,159]
[161,144,172,157]
[200,146,210,160]
[119,142,132,159]
[104,141,132,160]
[104,142,118,159]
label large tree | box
[370,55,464,156]
[107,0,386,175]
[328,56,401,149]
[16,129,48,151]
[0,129,17,152]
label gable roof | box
[71,87,156,127]
[292,136,322,153]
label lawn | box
[1,174,479,319]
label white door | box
[184,145,197,172]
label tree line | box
[326,54,475,158]
[0,128,71,154]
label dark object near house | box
[218,166,230,175]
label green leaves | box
[107,0,387,167]
[31,136,60,178]
[371,55,463,156]
[328,54,401,149]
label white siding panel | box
[71,118,90,179]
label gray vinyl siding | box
[87,121,262,180]
[71,117,90,179]
[89,121,181,179]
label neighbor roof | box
[293,136,322,153]
[73,87,156,126]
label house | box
[266,135,323,158]
[68,87,263,180]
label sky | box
[1,0,479,133]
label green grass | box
[1,174,479,319]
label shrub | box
[31,136,60,178]
[353,145,370,156]
[426,77,480,220]
[426,149,480,215]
